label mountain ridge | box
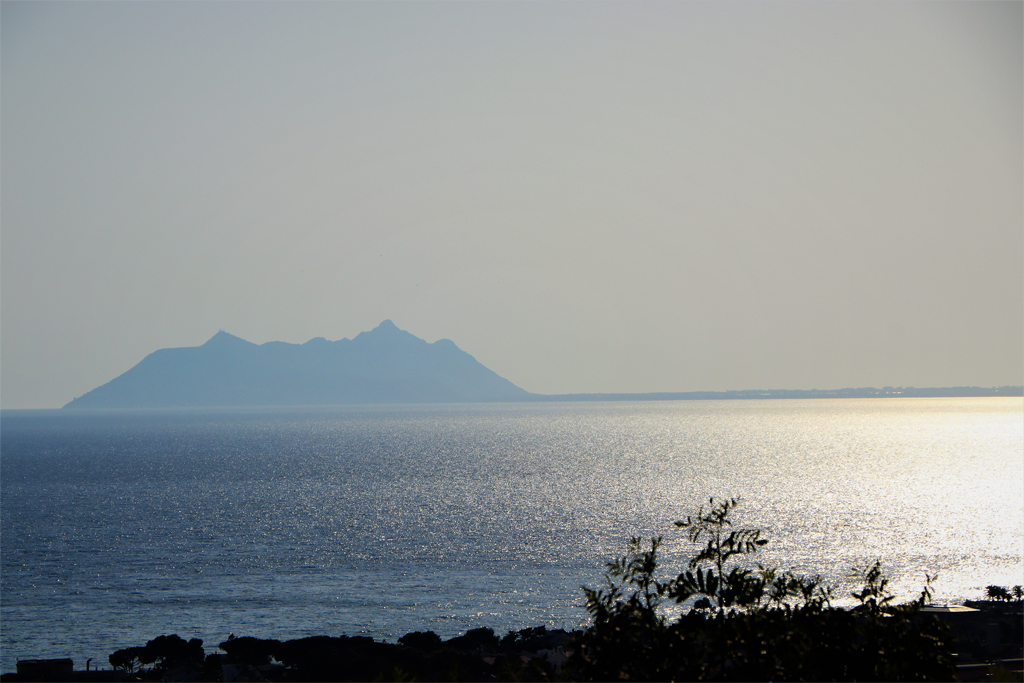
[64,321,531,409]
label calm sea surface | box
[2,399,1022,671]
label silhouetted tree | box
[444,626,499,651]
[139,634,205,674]
[108,646,145,676]
[218,634,282,666]
[397,631,442,650]
[986,585,1012,601]
[572,497,953,681]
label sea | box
[1,398,1022,672]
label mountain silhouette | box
[63,320,532,408]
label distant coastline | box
[531,386,1024,401]
[52,385,1024,412]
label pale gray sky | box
[2,1,1021,409]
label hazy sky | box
[2,1,1021,408]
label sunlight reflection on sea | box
[2,398,1021,670]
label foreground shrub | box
[570,497,954,681]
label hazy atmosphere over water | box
[2,1,1021,409]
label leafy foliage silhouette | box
[985,584,1022,602]
[109,634,205,677]
[572,497,953,681]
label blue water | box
[2,399,1022,671]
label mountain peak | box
[202,330,254,348]
[352,319,424,346]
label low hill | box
[64,320,532,408]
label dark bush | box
[444,626,499,651]
[218,634,282,665]
[570,497,954,681]
[397,630,442,650]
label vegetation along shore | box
[5,499,1022,682]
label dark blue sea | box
[2,399,1022,671]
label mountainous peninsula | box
[63,320,1022,409]
[64,320,531,408]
